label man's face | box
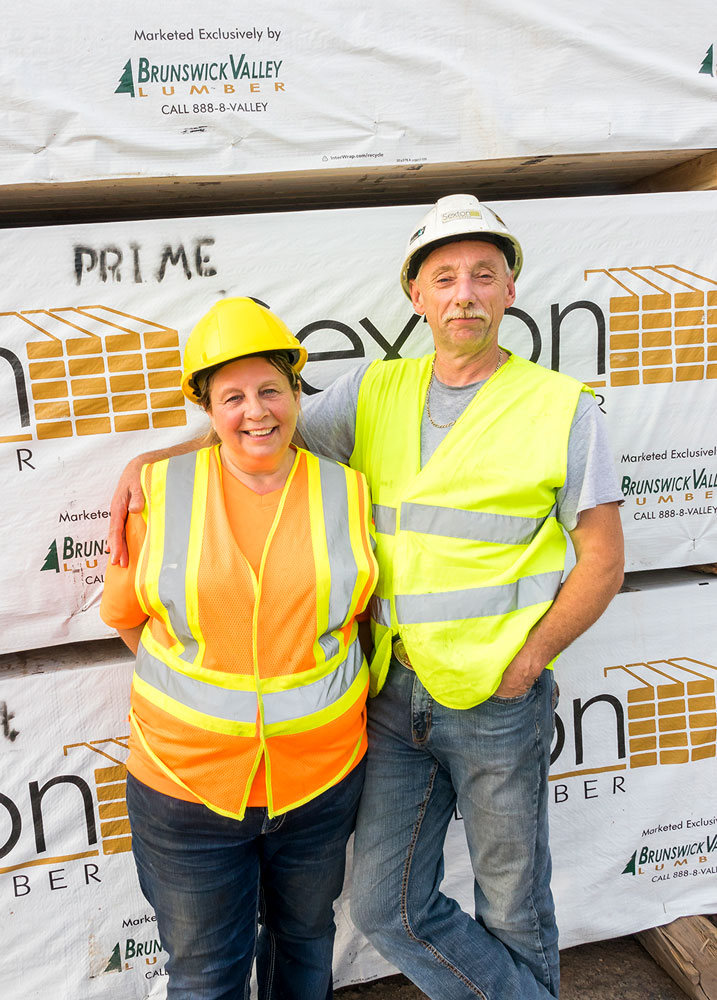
[408,240,516,357]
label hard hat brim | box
[181,297,308,404]
[181,346,308,403]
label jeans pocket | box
[488,686,535,705]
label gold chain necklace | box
[425,350,504,429]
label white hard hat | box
[400,194,523,298]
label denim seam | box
[263,927,277,999]
[264,811,287,834]
[246,873,261,1000]
[411,698,432,745]
[399,760,489,1000]
[525,676,553,991]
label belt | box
[392,637,414,670]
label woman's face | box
[207,356,300,477]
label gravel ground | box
[334,935,688,999]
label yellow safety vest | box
[131,445,377,818]
[351,351,588,708]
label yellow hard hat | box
[181,297,307,403]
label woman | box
[100,297,378,999]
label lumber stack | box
[1,2,716,997]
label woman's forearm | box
[116,621,148,655]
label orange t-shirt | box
[102,468,291,807]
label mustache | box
[444,310,489,321]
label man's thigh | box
[434,671,558,975]
[437,671,555,873]
[352,665,457,912]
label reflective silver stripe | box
[263,640,364,725]
[395,570,563,624]
[400,502,557,546]
[158,453,200,662]
[136,646,258,723]
[370,594,391,628]
[136,638,364,727]
[317,457,358,662]
[373,504,397,536]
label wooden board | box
[0,148,711,228]
[629,151,717,194]
[637,916,717,1000]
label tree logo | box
[115,59,135,98]
[40,539,60,573]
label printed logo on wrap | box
[99,930,166,980]
[40,532,109,587]
[1,734,170,979]
[558,266,717,523]
[0,305,187,446]
[580,265,717,391]
[614,656,717,882]
[1,736,132,882]
[699,44,716,77]
[112,35,286,109]
[549,657,716,805]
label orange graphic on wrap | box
[605,658,717,768]
[65,736,132,855]
[13,304,187,439]
[585,266,717,387]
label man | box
[110,194,624,999]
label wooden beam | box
[0,149,707,228]
[628,150,717,193]
[637,915,717,999]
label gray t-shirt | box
[298,359,623,531]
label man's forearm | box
[495,502,624,697]
[132,435,206,468]
[516,544,623,668]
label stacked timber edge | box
[1,149,717,228]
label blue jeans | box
[351,661,559,1000]
[126,758,365,1000]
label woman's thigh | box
[127,775,262,999]
[259,757,366,938]
[256,760,366,999]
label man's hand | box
[494,645,547,699]
[108,436,205,566]
[109,457,147,566]
[494,502,624,699]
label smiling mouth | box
[244,428,276,437]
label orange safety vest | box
[130,445,378,819]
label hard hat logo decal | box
[441,210,483,223]
[409,227,425,245]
